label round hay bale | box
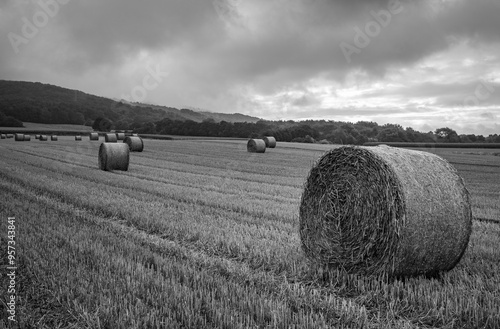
[90,133,99,141]
[299,146,472,278]
[263,136,277,148]
[75,135,82,141]
[15,133,24,141]
[23,135,31,141]
[131,133,139,137]
[51,135,58,141]
[104,133,118,143]
[98,143,130,171]
[123,136,144,152]
[6,134,14,139]
[39,135,48,141]
[247,139,266,153]
[35,134,41,140]
[116,132,125,141]
[1,134,6,139]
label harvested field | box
[0,138,498,328]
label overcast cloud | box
[1,0,499,134]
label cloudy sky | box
[1,0,499,135]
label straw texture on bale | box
[98,143,130,171]
[75,136,82,141]
[247,139,266,153]
[116,133,125,140]
[1,134,5,139]
[51,135,58,141]
[39,135,48,141]
[15,134,24,141]
[23,135,31,141]
[263,136,277,148]
[104,133,118,142]
[123,136,144,152]
[300,145,472,278]
[90,133,99,141]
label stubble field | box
[0,137,499,328]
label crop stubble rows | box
[0,138,499,328]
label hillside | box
[0,80,261,128]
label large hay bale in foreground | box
[98,143,129,171]
[116,133,125,141]
[90,133,99,141]
[123,136,144,152]
[15,134,24,141]
[104,133,117,143]
[263,136,277,148]
[247,139,266,153]
[39,135,48,141]
[75,135,82,141]
[51,135,58,141]
[23,135,31,141]
[300,145,472,278]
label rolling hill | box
[0,80,261,128]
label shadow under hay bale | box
[90,133,99,141]
[23,135,31,141]
[104,133,118,143]
[123,136,144,152]
[263,136,277,148]
[51,135,58,141]
[75,136,82,141]
[15,133,24,141]
[247,139,266,153]
[116,133,125,141]
[98,143,129,171]
[300,145,472,278]
[39,135,48,141]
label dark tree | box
[92,117,113,132]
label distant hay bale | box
[131,133,139,137]
[15,133,24,141]
[116,133,125,141]
[104,133,118,142]
[23,135,31,141]
[6,134,14,139]
[75,136,82,141]
[1,134,5,139]
[263,136,277,148]
[300,145,472,278]
[247,139,266,153]
[123,136,144,152]
[35,134,41,140]
[51,135,58,141]
[39,135,48,141]
[90,133,99,141]
[98,143,130,171]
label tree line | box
[109,117,500,144]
